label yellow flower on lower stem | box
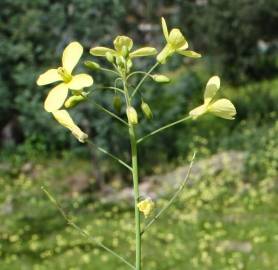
[37,42,93,113]
[189,76,236,120]
[52,110,88,143]
[137,198,154,218]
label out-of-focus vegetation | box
[0,0,277,269]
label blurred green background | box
[0,0,277,269]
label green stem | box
[131,62,159,98]
[137,115,192,144]
[99,67,119,76]
[87,140,132,171]
[127,71,153,81]
[141,152,196,235]
[93,101,128,126]
[129,124,141,270]
[41,187,135,269]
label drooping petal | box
[62,42,83,74]
[90,47,116,56]
[44,83,68,112]
[161,17,169,41]
[204,76,221,104]
[177,50,201,58]
[67,74,93,90]
[208,99,236,120]
[37,69,61,86]
[129,47,157,58]
[52,110,88,143]
[189,104,207,119]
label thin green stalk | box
[41,187,135,269]
[99,67,119,76]
[93,101,128,126]
[137,115,192,144]
[95,86,125,94]
[141,152,196,235]
[131,62,159,98]
[87,140,132,171]
[126,71,153,81]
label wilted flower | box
[157,17,201,64]
[52,110,88,143]
[137,198,154,218]
[189,76,236,120]
[37,42,93,112]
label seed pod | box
[126,106,138,125]
[113,95,122,113]
[141,101,153,119]
[84,61,100,70]
[152,74,170,83]
[105,52,114,63]
[64,95,86,109]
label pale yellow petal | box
[189,104,207,119]
[90,47,116,56]
[161,17,169,41]
[204,76,220,104]
[67,74,93,90]
[62,41,83,74]
[208,99,236,120]
[168,29,187,50]
[44,83,68,112]
[137,198,154,218]
[129,47,157,58]
[37,69,61,86]
[52,110,88,143]
[177,50,201,58]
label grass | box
[0,152,277,270]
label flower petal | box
[37,69,61,86]
[52,110,88,143]
[161,17,169,41]
[189,104,207,119]
[177,50,201,58]
[62,42,83,74]
[208,99,236,120]
[204,76,220,104]
[44,83,68,112]
[168,29,187,50]
[129,47,157,58]
[67,74,93,90]
[90,47,116,56]
[113,36,133,52]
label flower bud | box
[137,198,154,218]
[121,45,129,58]
[116,56,125,68]
[84,60,100,70]
[64,95,87,109]
[152,74,170,83]
[126,106,138,125]
[141,101,153,119]
[113,95,122,113]
[105,52,114,63]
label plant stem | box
[141,152,196,235]
[131,62,159,98]
[137,115,192,144]
[128,124,141,270]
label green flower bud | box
[126,106,138,125]
[64,95,86,109]
[84,61,100,70]
[121,45,129,58]
[113,95,122,113]
[152,74,170,83]
[141,101,153,119]
[116,56,125,67]
[105,52,114,63]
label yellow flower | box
[189,76,236,120]
[52,110,88,143]
[137,198,154,218]
[90,35,157,59]
[37,42,93,112]
[157,17,201,64]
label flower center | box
[58,67,72,83]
